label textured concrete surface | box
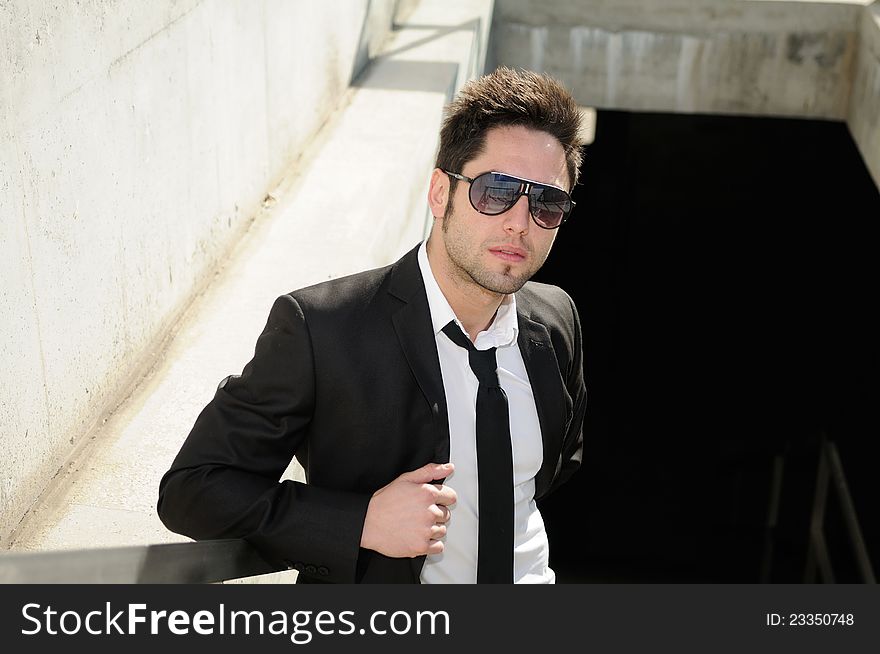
[492,0,869,119]
[848,2,880,187]
[6,0,494,584]
[0,0,395,545]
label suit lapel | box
[387,246,451,464]
[517,296,568,499]
[387,246,450,583]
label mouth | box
[488,245,527,263]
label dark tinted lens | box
[528,185,571,228]
[469,173,521,215]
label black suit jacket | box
[158,244,586,583]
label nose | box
[501,194,531,235]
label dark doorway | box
[536,110,880,582]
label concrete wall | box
[492,0,864,118]
[0,0,395,545]
[848,2,880,186]
[491,0,880,188]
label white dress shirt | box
[417,241,555,584]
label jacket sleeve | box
[548,292,587,495]
[157,294,371,583]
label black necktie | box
[441,321,514,583]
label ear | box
[427,168,449,220]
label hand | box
[360,462,456,558]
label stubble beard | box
[441,201,543,296]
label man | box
[158,67,587,583]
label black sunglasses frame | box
[442,169,575,229]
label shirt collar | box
[417,241,519,350]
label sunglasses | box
[443,170,574,229]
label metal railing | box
[0,539,279,584]
[804,436,876,584]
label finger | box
[426,540,445,556]
[400,462,454,484]
[430,524,447,540]
[428,504,446,522]
[429,504,451,523]
[433,486,457,506]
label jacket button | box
[317,566,329,576]
[216,375,239,390]
[305,565,317,574]
[283,560,294,570]
[294,562,305,572]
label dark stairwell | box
[535,110,880,583]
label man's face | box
[432,125,569,296]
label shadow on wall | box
[353,59,460,94]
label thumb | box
[400,462,454,484]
